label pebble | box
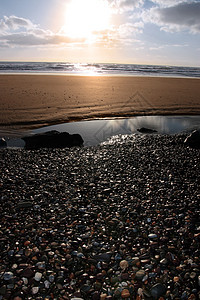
[34,272,42,281]
[148,233,157,239]
[119,260,129,270]
[0,133,199,299]
[150,283,166,299]
[135,270,146,280]
[121,289,130,298]
[3,272,14,280]
[32,286,39,294]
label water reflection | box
[1,115,200,147]
[33,115,200,146]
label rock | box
[3,272,14,281]
[34,272,42,281]
[22,130,84,149]
[121,289,130,298]
[135,270,146,280]
[17,201,33,208]
[148,233,157,239]
[21,267,34,278]
[184,130,200,148]
[44,280,50,289]
[93,252,112,262]
[32,286,39,294]
[137,127,157,134]
[0,138,7,147]
[150,283,166,299]
[120,260,129,270]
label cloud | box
[93,22,144,48]
[0,32,85,46]
[109,0,144,12]
[0,15,86,48]
[150,0,192,7]
[0,14,144,49]
[143,1,200,33]
[149,43,188,50]
[0,15,35,31]
[118,22,144,36]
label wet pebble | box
[0,133,199,299]
[150,283,166,299]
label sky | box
[0,0,199,66]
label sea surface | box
[0,61,200,77]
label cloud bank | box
[144,1,200,33]
[0,15,86,47]
[0,14,143,48]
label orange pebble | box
[121,289,130,298]
[24,240,31,246]
[173,276,179,282]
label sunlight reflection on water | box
[1,115,200,147]
[33,115,200,146]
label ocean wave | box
[0,61,200,77]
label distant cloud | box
[0,32,85,46]
[0,15,35,31]
[118,22,144,36]
[0,13,144,48]
[0,15,86,47]
[149,43,188,50]
[109,0,144,12]
[93,22,144,48]
[143,1,200,33]
[150,0,193,7]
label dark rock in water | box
[184,130,200,148]
[0,138,7,148]
[137,127,157,134]
[150,283,166,299]
[22,130,84,149]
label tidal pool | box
[2,115,200,148]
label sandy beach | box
[0,75,200,299]
[0,74,200,130]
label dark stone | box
[22,130,84,149]
[21,267,34,278]
[93,252,112,262]
[0,138,7,148]
[184,130,200,148]
[150,283,166,299]
[137,127,157,134]
[17,201,33,209]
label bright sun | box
[64,0,111,40]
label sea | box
[0,61,200,78]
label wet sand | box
[0,74,200,130]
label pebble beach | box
[0,133,199,299]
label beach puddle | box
[1,115,200,148]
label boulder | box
[184,130,200,149]
[137,127,157,134]
[0,138,7,148]
[22,130,84,149]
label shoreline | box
[1,74,200,131]
[1,72,200,79]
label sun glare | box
[64,0,111,40]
